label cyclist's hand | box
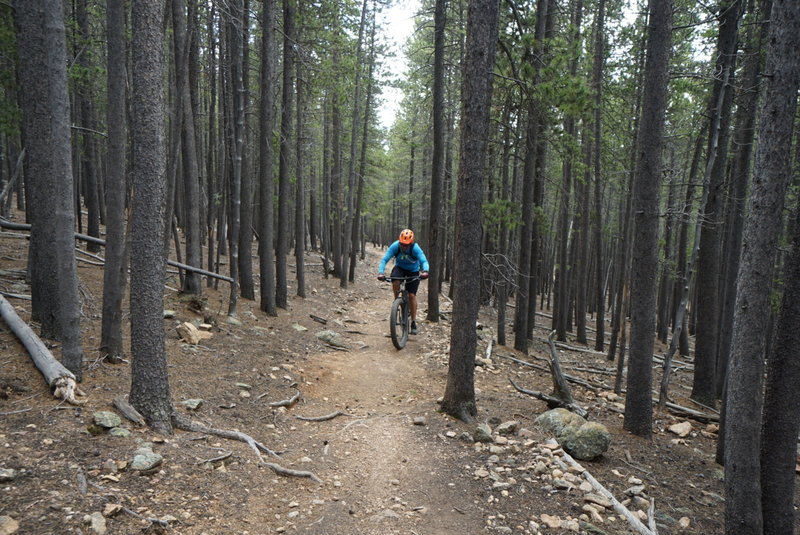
[377,274,386,281]
[420,271,429,279]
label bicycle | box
[380,275,423,350]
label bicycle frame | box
[383,276,421,350]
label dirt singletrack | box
[0,235,741,534]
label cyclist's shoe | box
[411,321,418,335]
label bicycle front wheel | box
[390,297,408,349]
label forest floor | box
[0,223,795,535]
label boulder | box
[534,408,611,461]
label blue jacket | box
[378,241,430,274]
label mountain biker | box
[377,229,429,335]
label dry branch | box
[263,462,322,483]
[0,295,84,405]
[558,444,655,535]
[296,410,349,422]
[268,390,301,408]
[509,378,588,418]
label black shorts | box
[390,266,420,295]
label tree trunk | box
[172,0,203,295]
[692,0,742,407]
[441,0,499,423]
[258,0,277,316]
[128,0,173,435]
[237,0,255,300]
[724,0,800,531]
[760,196,800,534]
[15,0,84,380]
[294,5,306,298]
[276,0,294,308]
[100,0,129,362]
[427,0,447,322]
[623,0,672,439]
[591,0,606,351]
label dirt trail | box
[285,251,484,534]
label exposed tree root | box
[295,410,349,422]
[172,413,280,459]
[268,390,301,407]
[171,413,322,483]
[263,462,322,483]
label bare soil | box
[0,227,792,535]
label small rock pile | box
[452,419,690,534]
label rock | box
[88,511,106,535]
[315,330,349,348]
[584,494,612,509]
[459,432,474,443]
[412,416,427,426]
[177,322,214,344]
[0,516,19,535]
[93,411,123,429]
[108,428,131,438]
[103,504,122,517]
[625,485,646,496]
[559,421,611,461]
[226,316,243,326]
[668,421,693,437]
[473,423,493,443]
[292,323,308,332]
[540,514,562,528]
[0,469,16,482]
[130,449,163,472]
[163,310,176,319]
[534,408,585,436]
[679,516,691,529]
[181,399,204,410]
[474,468,490,478]
[496,421,520,435]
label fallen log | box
[0,295,84,405]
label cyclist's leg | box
[389,266,406,298]
[409,292,417,320]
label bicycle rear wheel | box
[390,297,408,349]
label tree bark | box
[129,0,173,434]
[724,0,800,531]
[623,0,672,438]
[100,0,129,362]
[258,0,277,316]
[15,0,84,380]
[441,0,499,423]
[276,0,294,307]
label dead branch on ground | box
[0,295,85,405]
[556,443,656,535]
[296,410,349,422]
[267,390,301,407]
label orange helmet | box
[399,229,414,245]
